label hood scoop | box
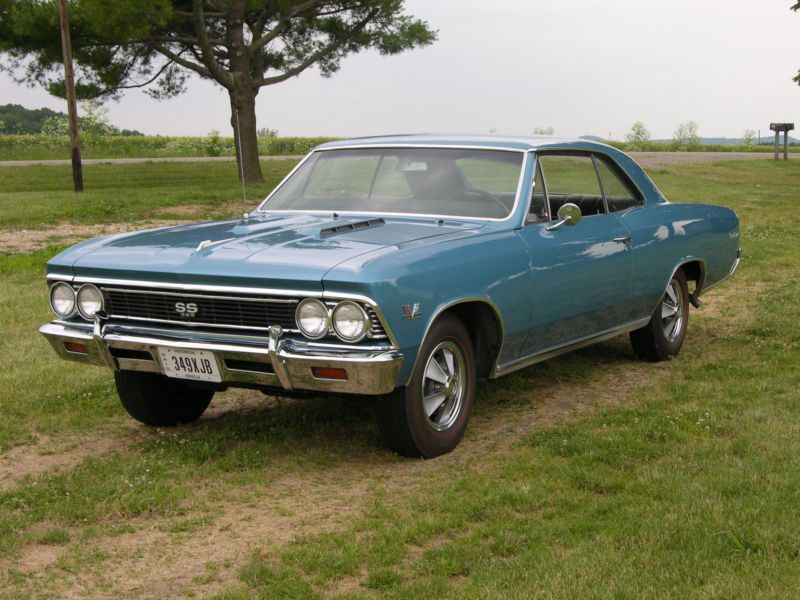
[320,218,385,237]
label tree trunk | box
[229,87,263,183]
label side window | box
[528,164,548,222]
[595,157,641,212]
[537,155,605,217]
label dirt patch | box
[16,542,63,573]
[0,429,141,493]
[0,220,191,253]
[151,201,243,218]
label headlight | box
[77,284,104,320]
[332,301,368,342]
[295,298,329,339]
[50,282,76,317]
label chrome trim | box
[494,317,651,378]
[72,320,394,352]
[331,301,369,343]
[254,150,317,213]
[76,284,104,320]
[39,320,402,395]
[195,237,235,253]
[315,143,529,152]
[321,292,396,349]
[652,258,707,316]
[47,273,74,282]
[406,296,506,386]
[49,281,77,319]
[101,287,300,304]
[98,314,295,333]
[256,146,531,224]
[66,276,324,298]
[49,281,396,347]
[295,298,330,340]
[92,317,119,369]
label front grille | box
[102,286,298,331]
[100,285,389,340]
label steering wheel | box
[446,188,508,213]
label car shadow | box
[152,336,641,464]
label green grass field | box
[0,159,798,598]
[0,160,299,229]
[0,135,335,161]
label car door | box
[516,152,633,355]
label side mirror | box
[546,202,582,231]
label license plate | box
[157,347,221,383]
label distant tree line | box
[0,103,142,136]
[621,121,793,150]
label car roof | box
[315,133,618,153]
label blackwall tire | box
[630,269,690,362]
[114,371,214,427]
[376,314,475,458]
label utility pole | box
[58,0,83,192]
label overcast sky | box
[3,0,799,139]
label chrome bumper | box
[39,320,403,396]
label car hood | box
[55,212,480,290]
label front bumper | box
[39,320,403,396]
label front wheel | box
[114,371,214,427]
[376,314,475,458]
[630,269,690,362]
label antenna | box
[234,108,248,220]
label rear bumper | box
[39,320,403,396]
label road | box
[0,151,793,169]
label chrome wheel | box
[661,279,685,342]
[421,341,465,431]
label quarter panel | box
[621,203,739,319]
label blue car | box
[40,135,740,457]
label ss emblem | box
[174,302,199,317]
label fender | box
[404,296,505,386]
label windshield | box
[259,148,525,219]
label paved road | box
[630,151,792,168]
[0,151,792,168]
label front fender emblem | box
[402,303,422,320]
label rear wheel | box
[630,269,690,361]
[114,371,214,427]
[376,314,475,458]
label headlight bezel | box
[295,298,330,340]
[331,300,369,343]
[76,284,104,320]
[49,282,77,318]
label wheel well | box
[442,301,502,380]
[680,260,705,294]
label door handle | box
[613,235,632,251]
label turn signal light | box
[64,342,89,354]
[311,367,348,381]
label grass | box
[0,159,298,229]
[0,158,799,598]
